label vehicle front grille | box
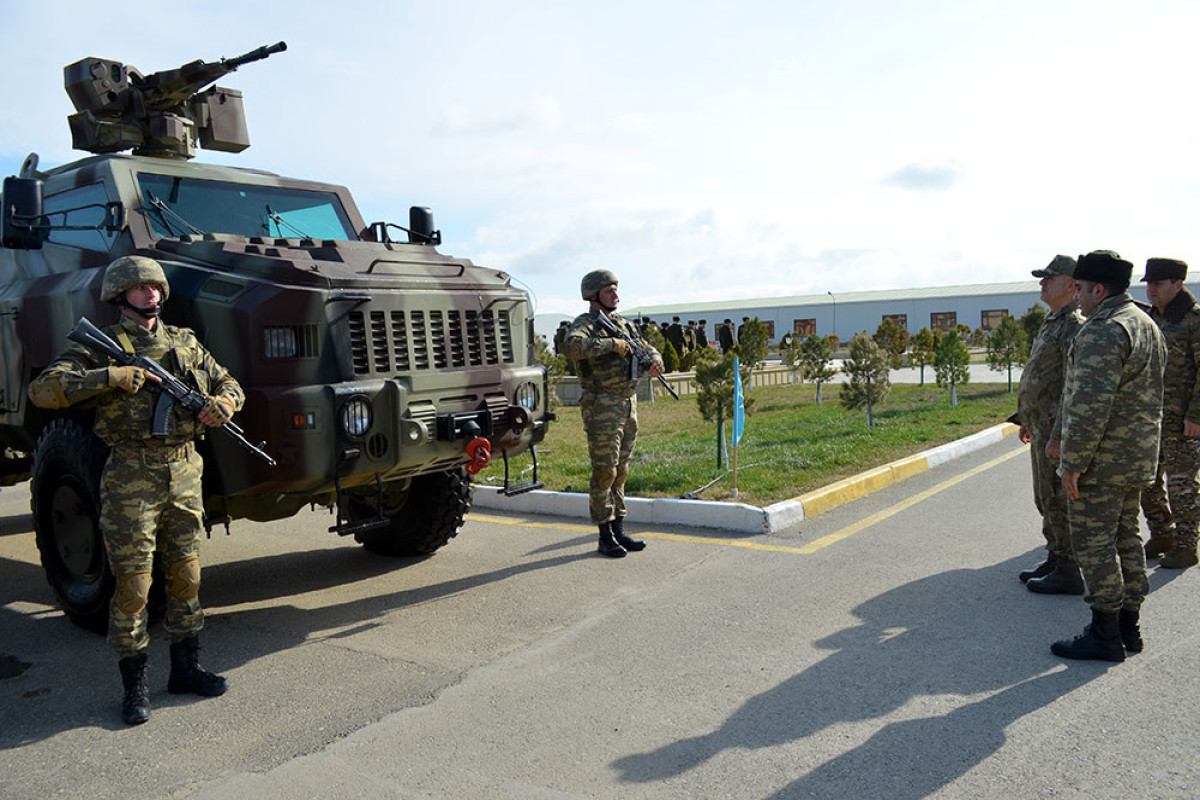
[348,307,514,376]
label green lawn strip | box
[478,382,1017,508]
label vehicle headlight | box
[339,396,373,438]
[515,381,539,410]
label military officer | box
[29,256,245,724]
[1138,257,1200,569]
[1053,251,1165,662]
[562,270,663,557]
[1016,255,1085,592]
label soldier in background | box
[665,316,686,357]
[1053,251,1165,662]
[684,321,698,355]
[737,316,750,344]
[29,256,244,725]
[563,270,663,558]
[719,319,735,353]
[1139,257,1200,569]
[697,319,711,349]
[1017,255,1085,593]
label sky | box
[3,1,1197,317]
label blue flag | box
[732,356,745,446]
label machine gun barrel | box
[593,312,680,400]
[135,41,287,110]
[225,41,288,70]
[67,317,277,466]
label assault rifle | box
[593,311,679,400]
[67,317,277,466]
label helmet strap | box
[118,297,161,320]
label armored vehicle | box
[0,43,550,632]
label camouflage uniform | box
[1139,288,1200,550]
[562,312,662,525]
[1016,301,1084,560]
[1060,292,1165,613]
[30,315,244,656]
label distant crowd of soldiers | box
[554,315,751,358]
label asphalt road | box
[2,435,1198,799]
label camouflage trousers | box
[101,442,206,657]
[1069,484,1149,613]
[580,391,638,524]
[1140,432,1200,541]
[1029,431,1071,558]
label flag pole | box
[731,355,744,499]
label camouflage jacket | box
[28,315,245,448]
[1148,287,1200,432]
[1017,302,1084,441]
[1060,293,1166,485]
[563,311,663,397]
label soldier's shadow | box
[613,553,1114,795]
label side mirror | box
[1,176,46,249]
[408,206,441,246]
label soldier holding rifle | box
[563,270,664,558]
[29,256,245,725]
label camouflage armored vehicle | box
[0,43,550,631]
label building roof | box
[626,280,1042,315]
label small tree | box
[798,334,838,404]
[534,334,568,409]
[694,348,755,423]
[872,318,908,370]
[840,333,890,428]
[934,329,971,406]
[986,315,1028,393]
[736,317,769,372]
[781,334,803,384]
[660,339,681,373]
[908,327,937,385]
[1019,304,1047,360]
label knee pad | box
[168,556,201,603]
[614,462,630,489]
[592,464,617,491]
[115,571,153,616]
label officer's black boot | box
[597,522,627,558]
[168,636,229,697]
[1118,608,1143,654]
[1019,552,1057,583]
[1026,559,1085,595]
[610,516,645,552]
[1050,608,1125,662]
[118,653,150,725]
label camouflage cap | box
[1141,257,1188,282]
[101,255,170,303]
[1074,250,1132,285]
[580,269,618,300]
[1031,254,1076,278]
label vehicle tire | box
[353,468,472,557]
[30,418,112,634]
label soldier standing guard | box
[1138,257,1200,569]
[1017,255,1085,593]
[29,256,245,725]
[1053,251,1165,662]
[563,270,664,558]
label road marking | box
[473,444,1026,556]
[795,445,1027,553]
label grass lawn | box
[478,381,1018,507]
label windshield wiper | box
[146,191,205,237]
[265,204,310,239]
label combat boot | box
[1159,536,1199,570]
[1118,608,1143,655]
[597,522,627,558]
[1019,553,1057,583]
[610,516,645,552]
[118,653,150,725]
[1026,559,1085,595]
[1144,533,1175,559]
[168,636,229,697]
[1051,608,1125,662]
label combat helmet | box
[580,269,618,301]
[101,256,170,303]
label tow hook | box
[461,421,492,474]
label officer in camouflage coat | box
[1138,257,1200,569]
[563,270,664,557]
[1053,251,1165,662]
[29,256,244,725]
[1015,255,1085,592]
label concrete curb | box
[472,422,1020,535]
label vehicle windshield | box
[137,173,357,241]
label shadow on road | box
[613,552,1128,795]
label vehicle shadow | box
[612,552,1130,795]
